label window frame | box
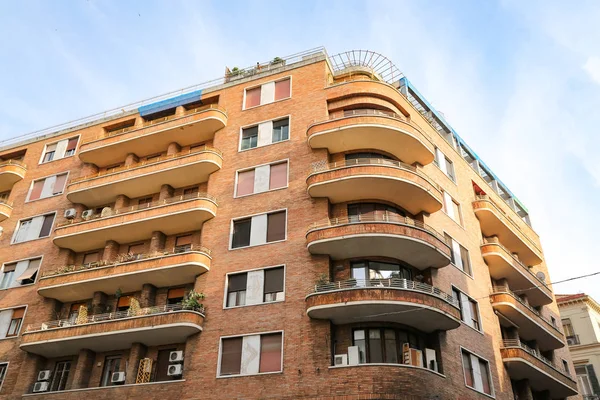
[0,362,8,392]
[38,135,80,165]
[25,171,70,203]
[223,265,286,309]
[229,209,288,250]
[11,212,57,244]
[452,285,483,333]
[443,232,473,278]
[233,159,290,198]
[460,347,495,397]
[0,305,28,340]
[442,191,463,226]
[217,330,284,378]
[242,76,293,111]
[237,115,292,152]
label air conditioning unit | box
[81,209,94,219]
[347,346,360,365]
[169,351,184,363]
[334,354,348,366]
[111,371,125,383]
[32,382,49,393]
[37,370,51,381]
[425,348,438,372]
[64,208,77,219]
[167,364,183,376]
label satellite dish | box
[536,271,546,282]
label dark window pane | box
[353,330,366,364]
[241,126,258,150]
[462,351,474,387]
[266,211,286,242]
[39,215,54,237]
[221,337,243,375]
[264,267,284,294]
[232,219,251,248]
[479,359,491,394]
[228,273,248,292]
[384,329,398,363]
[272,118,289,142]
[368,329,383,363]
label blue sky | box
[1,0,599,298]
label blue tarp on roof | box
[138,89,203,117]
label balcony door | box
[351,260,412,287]
[347,203,405,223]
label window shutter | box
[587,364,600,395]
[39,215,54,238]
[3,264,16,273]
[175,235,192,246]
[117,296,131,308]
[167,288,186,300]
[11,307,25,319]
[264,267,284,294]
[53,174,68,195]
[269,163,287,190]
[83,253,99,264]
[266,212,286,242]
[228,273,248,292]
[274,79,291,100]
[29,180,45,201]
[237,169,256,196]
[220,337,243,375]
[245,87,261,108]
[66,138,78,151]
[259,333,282,372]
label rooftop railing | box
[501,339,572,379]
[307,213,449,248]
[25,303,203,333]
[311,278,459,308]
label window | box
[244,78,291,109]
[82,252,99,266]
[453,287,481,331]
[231,210,287,249]
[128,243,145,257]
[155,348,177,382]
[348,203,406,222]
[351,260,412,286]
[100,355,122,386]
[0,258,41,289]
[226,266,284,307]
[443,192,462,225]
[174,235,193,253]
[138,197,153,208]
[167,288,185,305]
[352,328,432,368]
[444,234,472,275]
[0,307,25,338]
[235,161,288,197]
[576,365,595,395]
[116,296,131,312]
[219,332,283,376]
[434,148,456,182]
[50,361,70,392]
[27,173,68,201]
[0,363,6,389]
[183,186,199,198]
[345,152,394,162]
[40,137,78,164]
[68,302,86,323]
[239,117,290,151]
[562,359,569,373]
[13,213,55,244]
[461,349,493,395]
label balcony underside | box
[306,223,451,269]
[306,288,460,332]
[307,117,434,165]
[79,110,227,166]
[493,300,564,351]
[53,199,216,252]
[473,202,543,266]
[307,166,442,215]
[0,165,26,192]
[20,311,203,358]
[502,349,578,398]
[482,244,552,306]
[38,252,211,302]
[67,156,221,207]
[0,203,11,222]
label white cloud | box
[583,56,600,85]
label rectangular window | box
[28,173,68,201]
[50,361,71,392]
[40,137,78,164]
[167,288,185,305]
[462,349,493,395]
[444,233,472,275]
[100,355,122,387]
[82,252,99,266]
[174,235,193,253]
[0,363,7,390]
[443,192,462,225]
[239,117,290,151]
[434,148,456,182]
[576,365,594,395]
[244,78,291,110]
[13,213,55,244]
[231,211,287,249]
[226,266,284,307]
[183,186,199,198]
[236,161,288,197]
[0,264,15,290]
[5,307,24,337]
[453,287,481,331]
[219,332,283,376]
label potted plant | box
[270,57,285,67]
[181,290,205,312]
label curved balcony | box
[67,146,222,207]
[307,159,443,215]
[500,340,578,398]
[0,160,26,192]
[306,215,451,269]
[38,248,211,302]
[21,304,204,358]
[0,200,12,222]
[482,239,552,306]
[307,110,434,165]
[491,287,564,350]
[79,105,228,166]
[53,193,217,252]
[473,195,543,266]
[306,278,460,332]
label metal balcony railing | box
[501,339,572,378]
[312,278,459,308]
[25,303,203,333]
[307,213,449,248]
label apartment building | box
[558,293,600,399]
[0,48,579,399]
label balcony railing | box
[57,192,217,227]
[483,237,549,289]
[307,213,449,247]
[492,286,562,334]
[42,246,210,278]
[312,278,459,308]
[69,145,221,184]
[501,339,571,378]
[0,159,26,169]
[25,303,203,333]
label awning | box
[138,89,203,117]
[16,265,39,282]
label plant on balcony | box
[229,67,240,76]
[182,290,205,312]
